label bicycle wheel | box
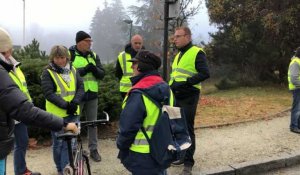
[77,153,91,175]
[63,165,73,175]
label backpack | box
[139,90,191,169]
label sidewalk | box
[6,111,300,175]
[169,111,300,175]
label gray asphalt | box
[7,110,300,175]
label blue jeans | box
[52,115,78,173]
[0,159,6,175]
[13,122,29,175]
[291,89,300,129]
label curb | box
[199,151,300,175]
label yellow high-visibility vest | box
[45,68,80,117]
[169,46,205,89]
[72,52,99,92]
[288,56,300,90]
[118,51,133,92]
[9,67,32,101]
[122,90,174,153]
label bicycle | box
[57,112,110,175]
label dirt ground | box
[6,111,298,175]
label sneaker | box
[290,127,300,134]
[171,159,184,166]
[90,149,101,162]
[22,168,41,175]
[179,165,192,175]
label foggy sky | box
[0,0,216,53]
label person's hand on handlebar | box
[63,122,79,134]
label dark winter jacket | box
[0,61,64,159]
[40,62,84,109]
[116,71,170,173]
[170,42,210,99]
[69,45,105,101]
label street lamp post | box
[23,0,26,46]
[123,19,133,43]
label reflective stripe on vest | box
[9,67,32,101]
[288,57,300,90]
[169,46,204,89]
[123,90,174,153]
[118,52,133,92]
[45,67,80,117]
[72,52,99,92]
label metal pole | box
[163,0,169,81]
[129,22,132,43]
[23,0,25,46]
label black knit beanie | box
[129,50,161,72]
[76,31,91,43]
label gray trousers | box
[80,98,98,151]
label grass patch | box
[196,85,291,127]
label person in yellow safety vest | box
[0,39,41,175]
[288,47,300,134]
[169,26,210,175]
[115,34,144,99]
[41,45,84,175]
[0,27,78,175]
[69,31,105,162]
[117,50,169,175]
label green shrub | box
[98,63,122,121]
[215,77,238,90]
[21,59,48,109]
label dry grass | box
[195,85,291,128]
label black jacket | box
[40,62,84,109]
[0,61,64,159]
[170,42,210,99]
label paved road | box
[6,112,300,175]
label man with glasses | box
[69,31,105,162]
[115,34,144,99]
[169,27,210,175]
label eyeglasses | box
[174,34,186,39]
[83,39,93,42]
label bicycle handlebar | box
[57,111,110,139]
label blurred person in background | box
[288,47,300,134]
[115,34,144,99]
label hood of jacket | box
[130,71,170,104]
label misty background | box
[0,0,216,63]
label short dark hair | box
[175,26,191,36]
